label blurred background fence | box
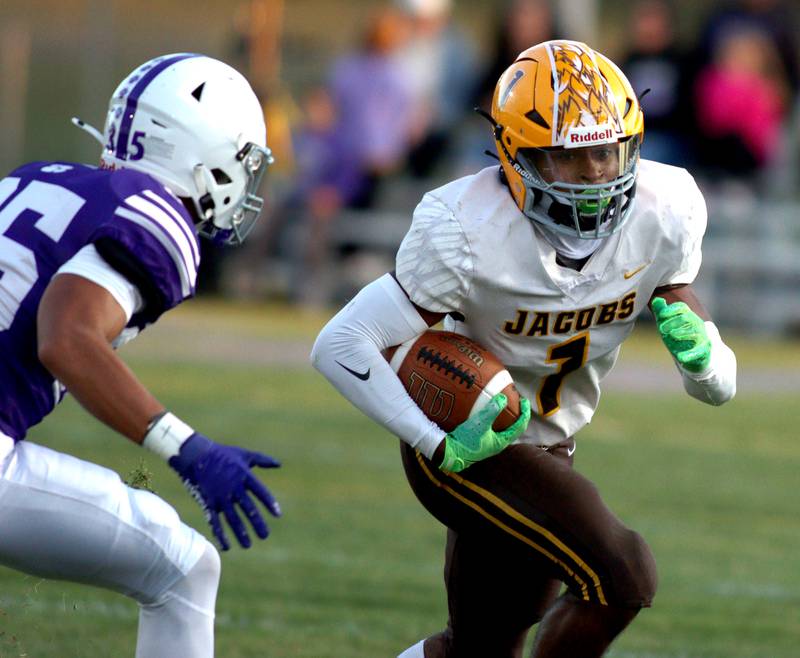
[2,0,800,335]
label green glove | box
[651,297,711,373]
[440,394,531,473]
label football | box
[386,330,521,432]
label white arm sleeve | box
[678,322,737,405]
[310,273,447,458]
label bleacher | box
[697,193,800,336]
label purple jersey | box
[0,161,200,441]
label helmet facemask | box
[513,134,641,239]
[193,141,274,246]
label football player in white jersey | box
[0,54,279,658]
[312,40,736,657]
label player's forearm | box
[678,322,736,406]
[310,274,446,458]
[37,273,164,441]
[38,328,163,441]
[311,333,446,457]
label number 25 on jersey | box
[0,168,84,330]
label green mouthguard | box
[576,190,611,215]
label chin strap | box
[474,107,504,162]
[192,164,216,221]
[475,106,504,141]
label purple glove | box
[169,433,281,551]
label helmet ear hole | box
[211,168,232,184]
[623,98,633,118]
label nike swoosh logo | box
[623,262,650,279]
[567,445,576,457]
[336,361,370,381]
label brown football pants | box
[400,440,658,658]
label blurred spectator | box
[452,0,560,178]
[328,5,415,208]
[474,0,561,110]
[394,0,479,177]
[229,86,354,304]
[694,26,790,178]
[619,0,694,166]
[277,86,349,305]
[290,87,364,215]
[695,0,800,96]
[240,8,415,306]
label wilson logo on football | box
[407,372,456,425]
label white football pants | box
[0,433,220,657]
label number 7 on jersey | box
[537,332,590,417]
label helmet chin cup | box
[210,227,234,246]
[520,161,638,239]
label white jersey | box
[396,160,707,447]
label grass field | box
[1,300,798,658]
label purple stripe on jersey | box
[115,206,193,295]
[115,53,200,161]
[123,194,198,285]
[142,190,200,268]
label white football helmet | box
[74,53,273,245]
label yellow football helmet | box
[490,40,643,239]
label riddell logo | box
[565,125,616,147]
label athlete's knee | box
[150,539,221,612]
[191,539,221,586]
[177,539,221,608]
[195,540,221,580]
[610,529,658,608]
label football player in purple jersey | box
[0,54,278,658]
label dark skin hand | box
[37,274,165,442]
